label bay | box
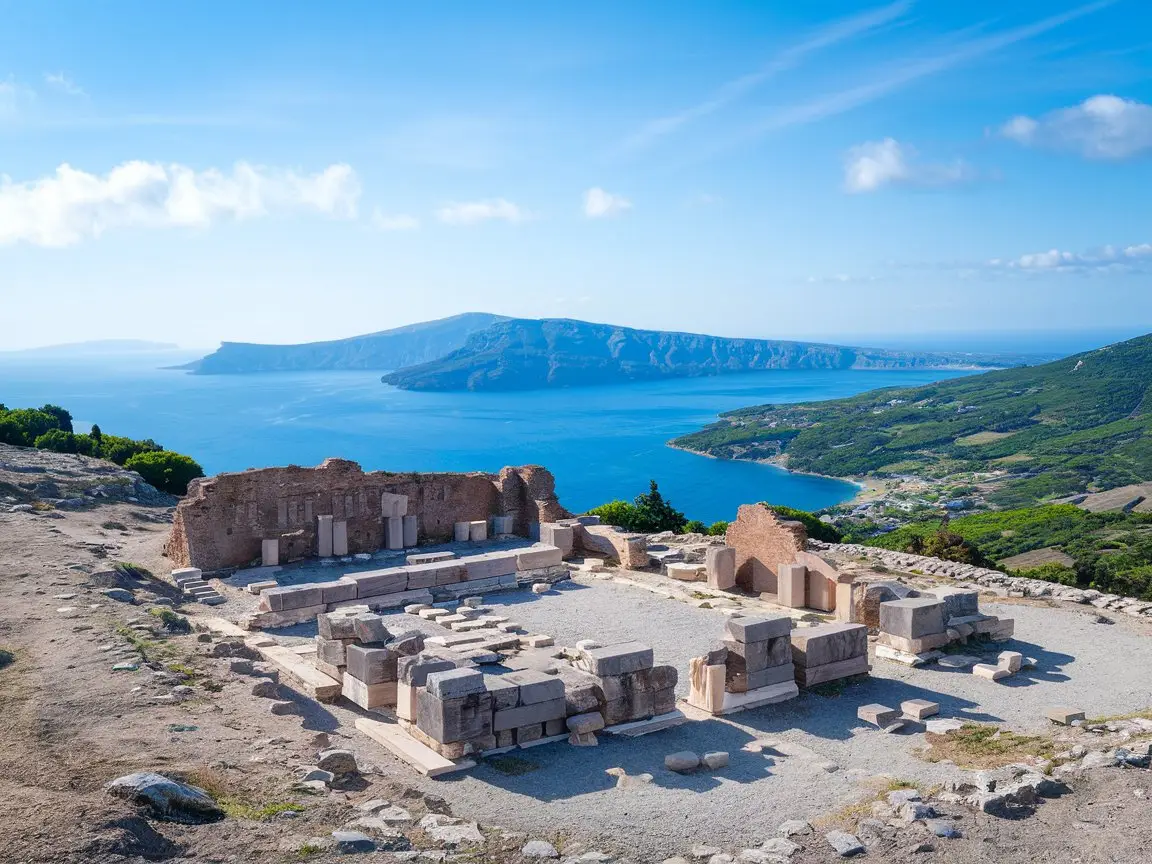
[0,354,975,523]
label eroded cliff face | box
[165,458,568,571]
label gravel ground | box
[344,578,1152,858]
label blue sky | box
[1,0,1150,350]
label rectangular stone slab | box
[493,697,567,731]
[355,717,472,777]
[583,642,654,676]
[346,644,398,684]
[789,622,867,668]
[425,668,486,699]
[504,669,565,705]
[879,597,946,640]
[724,615,792,644]
[348,568,409,598]
[516,544,564,570]
[463,552,518,581]
[794,654,870,688]
[397,655,456,687]
[407,551,457,565]
[321,578,358,604]
[417,689,493,743]
[482,675,522,710]
[342,675,397,709]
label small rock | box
[101,588,135,604]
[708,855,735,864]
[111,662,139,672]
[269,700,297,715]
[312,732,331,749]
[229,659,255,675]
[925,819,962,839]
[702,751,729,770]
[252,680,280,699]
[196,633,213,643]
[299,768,335,784]
[818,761,840,773]
[735,851,776,864]
[825,831,865,857]
[418,814,483,845]
[665,751,701,773]
[317,749,359,775]
[759,837,799,857]
[777,820,810,838]
[691,846,721,859]
[170,685,196,702]
[331,830,375,854]
[531,583,550,594]
[522,840,560,858]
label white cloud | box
[371,209,420,231]
[0,161,360,247]
[43,72,84,96]
[987,241,1152,273]
[582,187,632,218]
[805,273,879,284]
[843,138,972,193]
[0,77,36,121]
[999,94,1152,159]
[436,198,529,226]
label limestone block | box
[666,562,704,581]
[407,551,456,565]
[316,637,349,666]
[262,583,324,612]
[1047,707,1086,725]
[858,704,898,727]
[583,642,653,676]
[777,563,806,608]
[469,520,488,542]
[397,654,455,687]
[489,515,513,535]
[794,655,869,688]
[972,663,1010,681]
[515,723,543,745]
[580,524,649,568]
[380,492,408,518]
[515,544,564,571]
[342,675,397,709]
[901,699,940,720]
[875,631,951,654]
[396,681,417,721]
[725,615,792,644]
[386,516,405,551]
[406,561,466,589]
[539,523,574,557]
[402,515,418,548]
[332,520,349,557]
[261,539,280,567]
[317,611,357,640]
[346,644,397,684]
[464,552,519,580]
[806,568,835,612]
[834,582,856,622]
[505,669,565,705]
[317,514,334,557]
[426,668,486,699]
[998,651,1023,673]
[348,568,409,599]
[879,598,946,640]
[453,522,471,542]
[923,586,980,620]
[703,546,737,590]
[724,637,770,674]
[171,567,202,584]
[790,622,868,668]
[493,697,566,731]
[566,711,605,734]
[247,579,278,595]
[482,675,522,710]
[688,660,726,715]
[417,689,493,743]
[321,578,357,604]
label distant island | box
[179,313,1029,389]
[2,339,182,356]
[179,312,507,374]
[672,332,1152,509]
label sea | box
[0,350,991,523]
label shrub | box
[587,481,687,533]
[768,505,844,543]
[683,520,708,535]
[33,429,78,453]
[125,451,204,496]
[707,521,729,536]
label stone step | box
[199,594,226,606]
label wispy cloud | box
[805,273,880,285]
[621,0,914,152]
[843,138,973,192]
[436,198,530,226]
[43,72,85,97]
[583,187,632,218]
[0,77,36,122]
[987,241,1152,274]
[999,94,1152,160]
[371,209,420,231]
[0,161,359,247]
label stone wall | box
[165,458,569,572]
[725,503,807,595]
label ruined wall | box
[165,458,569,572]
[725,503,807,595]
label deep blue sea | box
[0,354,979,523]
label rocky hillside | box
[181,312,508,374]
[0,443,175,511]
[381,318,1018,392]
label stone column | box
[332,520,349,557]
[386,516,404,550]
[317,514,334,558]
[705,546,736,590]
[261,538,279,567]
[778,564,807,608]
[453,521,470,542]
[402,515,418,547]
[468,520,487,542]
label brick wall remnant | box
[165,458,569,572]
[725,503,807,595]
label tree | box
[708,521,729,536]
[90,423,103,443]
[632,480,687,533]
[683,519,708,535]
[586,499,643,531]
[125,451,204,496]
[767,505,843,543]
[99,435,162,465]
[33,429,78,453]
[39,404,73,433]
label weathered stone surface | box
[777,563,807,608]
[789,623,867,668]
[794,655,869,688]
[1047,706,1086,725]
[493,697,566,731]
[426,668,486,699]
[583,642,653,676]
[725,503,806,594]
[416,690,494,743]
[706,546,736,590]
[346,644,397,684]
[505,669,565,704]
[825,831,864,857]
[665,751,700,773]
[317,749,358,775]
[105,772,224,823]
[901,699,940,720]
[998,651,1024,673]
[580,524,649,567]
[972,663,1009,681]
[725,616,791,644]
[398,654,456,687]
[702,751,729,770]
[566,711,605,734]
[858,704,898,727]
[879,598,946,640]
[418,814,484,845]
[522,840,560,858]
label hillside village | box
[3,442,1152,863]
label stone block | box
[406,561,466,589]
[520,634,554,648]
[493,697,566,731]
[385,516,404,550]
[317,514,334,557]
[724,638,770,674]
[321,578,358,604]
[490,515,513,535]
[261,539,280,567]
[342,675,397,709]
[417,689,493,743]
[687,659,726,715]
[973,663,1009,681]
[584,642,653,676]
[398,654,456,687]
[352,613,390,644]
[263,583,325,612]
[171,567,202,585]
[745,664,797,691]
[348,567,409,599]
[835,582,856,622]
[858,703,898,727]
[453,521,471,542]
[1047,707,1086,725]
[879,598,946,640]
[806,568,834,612]
[544,717,566,737]
[380,491,408,518]
[482,675,522,710]
[316,637,349,666]
[515,544,564,571]
[876,631,952,654]
[426,668,486,699]
[666,562,704,581]
[777,563,806,608]
[396,681,417,721]
[464,551,518,580]
[725,615,792,644]
[515,724,543,745]
[386,630,425,656]
[332,520,349,557]
[539,523,574,557]
[566,711,605,734]
[346,644,397,684]
[794,655,870,688]
[408,551,456,565]
[924,586,981,620]
[789,622,867,668]
[247,579,278,595]
[317,612,357,640]
[402,515,418,547]
[998,651,1023,673]
[469,520,487,542]
[901,699,940,720]
[505,669,565,704]
[705,546,737,590]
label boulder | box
[105,772,224,824]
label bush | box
[683,520,708,535]
[33,429,78,453]
[99,434,163,465]
[125,451,204,496]
[768,505,843,543]
[587,481,687,534]
[708,521,729,536]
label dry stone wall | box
[166,458,568,572]
[725,503,807,594]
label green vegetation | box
[682,519,729,536]
[863,505,1152,599]
[588,481,688,533]
[673,333,1152,506]
[149,608,192,633]
[768,505,843,543]
[922,723,1053,768]
[0,402,203,495]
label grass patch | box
[0,648,14,670]
[113,561,153,580]
[114,625,174,663]
[956,431,1018,446]
[149,607,192,633]
[296,842,325,859]
[183,767,304,821]
[921,723,1053,769]
[485,755,539,776]
[1085,707,1152,724]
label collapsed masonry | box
[165,459,569,573]
[873,587,1015,666]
